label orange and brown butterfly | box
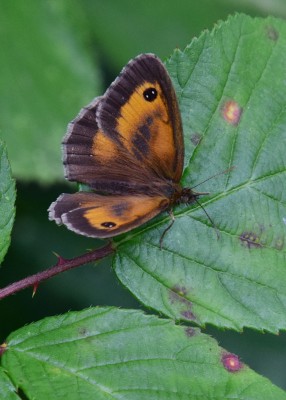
[48,54,201,240]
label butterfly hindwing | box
[49,192,169,238]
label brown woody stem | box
[0,242,114,300]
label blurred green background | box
[0,0,285,390]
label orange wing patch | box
[116,81,177,174]
[92,130,119,162]
[83,194,169,236]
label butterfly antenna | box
[190,167,235,238]
[191,166,235,190]
[160,167,233,247]
[194,197,220,239]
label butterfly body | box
[49,54,200,239]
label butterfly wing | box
[63,97,159,195]
[98,54,184,183]
[49,192,169,238]
[63,54,184,194]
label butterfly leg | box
[194,198,220,240]
[160,209,175,249]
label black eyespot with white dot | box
[101,222,116,229]
[143,87,157,102]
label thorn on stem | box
[53,251,67,266]
[32,282,39,298]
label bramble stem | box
[0,242,114,300]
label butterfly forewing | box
[98,54,184,182]
[63,98,157,194]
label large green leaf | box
[1,307,285,399]
[113,15,286,332]
[0,142,15,264]
[0,1,100,182]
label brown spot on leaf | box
[169,286,196,321]
[221,352,243,372]
[240,231,263,249]
[78,327,89,336]
[181,310,196,321]
[221,100,242,125]
[169,285,189,304]
[191,133,202,146]
[266,26,279,41]
[185,327,196,337]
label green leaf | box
[0,367,19,399]
[113,15,286,332]
[0,1,100,182]
[0,142,15,264]
[1,307,285,399]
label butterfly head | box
[176,188,207,205]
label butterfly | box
[48,54,202,242]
